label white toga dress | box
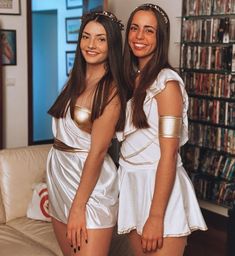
[116,68,207,236]
[46,108,118,228]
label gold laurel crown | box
[139,3,169,24]
[82,11,124,30]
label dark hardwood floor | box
[184,209,228,256]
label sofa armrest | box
[0,187,5,223]
[0,144,52,222]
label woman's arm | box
[141,80,183,252]
[66,93,120,249]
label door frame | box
[27,0,33,145]
[0,36,3,149]
[27,0,53,145]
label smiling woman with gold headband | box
[46,11,126,256]
[116,3,207,256]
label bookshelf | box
[180,0,235,215]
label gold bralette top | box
[74,105,92,133]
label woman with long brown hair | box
[117,4,207,256]
[46,11,126,256]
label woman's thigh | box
[51,217,71,256]
[75,227,114,256]
[128,230,187,256]
[150,236,187,256]
[52,217,114,256]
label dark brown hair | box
[48,11,126,131]
[124,4,173,128]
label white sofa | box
[0,144,132,256]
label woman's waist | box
[119,151,183,168]
[53,138,89,153]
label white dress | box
[46,108,118,228]
[116,68,207,236]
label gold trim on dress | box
[159,116,182,138]
[120,140,154,159]
[118,225,207,236]
[53,138,88,153]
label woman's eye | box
[82,35,89,39]
[130,26,137,31]
[145,29,154,34]
[98,37,106,42]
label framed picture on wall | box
[0,29,17,65]
[66,51,76,76]
[0,0,21,15]
[66,17,82,43]
[66,0,83,9]
[83,0,108,13]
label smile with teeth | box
[133,43,147,50]
[86,51,99,56]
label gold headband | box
[82,11,124,30]
[138,3,169,24]
[159,116,182,138]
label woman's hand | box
[141,215,164,253]
[66,203,88,252]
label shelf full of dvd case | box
[181,0,235,73]
[181,0,235,209]
[183,0,235,17]
[181,145,235,207]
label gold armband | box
[159,116,182,138]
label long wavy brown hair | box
[124,5,174,128]
[48,11,126,131]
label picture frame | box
[66,17,82,43]
[66,51,76,76]
[83,0,108,13]
[0,0,21,15]
[66,0,83,9]
[0,29,17,65]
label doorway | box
[32,10,58,143]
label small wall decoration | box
[82,0,108,13]
[66,51,76,76]
[0,0,21,15]
[0,29,17,65]
[66,0,83,9]
[66,17,81,43]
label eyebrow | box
[131,23,157,30]
[82,31,107,36]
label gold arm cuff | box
[159,116,182,138]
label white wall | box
[1,0,182,148]
[109,0,182,69]
[0,0,28,148]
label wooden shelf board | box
[199,199,229,217]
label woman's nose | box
[88,38,96,49]
[136,29,144,39]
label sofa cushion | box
[0,144,51,222]
[7,217,62,256]
[0,223,58,256]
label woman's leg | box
[74,227,114,256]
[51,217,71,256]
[52,217,113,256]
[127,230,144,256]
[128,230,187,256]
